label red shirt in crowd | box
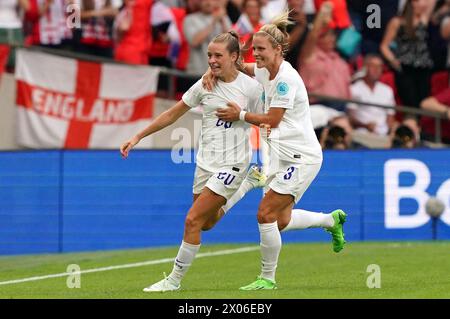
[24,0,71,46]
[299,47,351,101]
[314,0,351,29]
[114,0,153,65]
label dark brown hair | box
[212,31,245,72]
[401,0,417,39]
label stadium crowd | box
[0,0,450,148]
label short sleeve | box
[182,79,204,108]
[270,77,296,109]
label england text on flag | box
[15,49,160,149]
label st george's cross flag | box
[15,48,159,149]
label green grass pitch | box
[0,242,449,299]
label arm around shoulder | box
[244,63,255,77]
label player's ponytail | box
[256,11,293,57]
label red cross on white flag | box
[15,49,159,149]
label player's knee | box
[257,206,276,224]
[184,214,202,232]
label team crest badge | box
[276,82,289,96]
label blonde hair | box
[255,11,293,56]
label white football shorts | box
[192,164,247,201]
[265,160,322,204]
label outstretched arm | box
[120,100,191,158]
[298,1,332,65]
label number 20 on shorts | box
[217,172,236,185]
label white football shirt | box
[182,72,263,172]
[348,80,395,136]
[254,61,323,165]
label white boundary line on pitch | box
[0,246,259,286]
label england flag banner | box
[15,48,159,149]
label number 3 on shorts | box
[284,166,295,180]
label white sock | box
[222,179,254,213]
[168,241,200,285]
[259,221,281,282]
[281,209,334,232]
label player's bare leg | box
[202,165,267,231]
[143,188,226,292]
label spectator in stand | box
[380,0,437,109]
[224,0,244,24]
[319,125,349,149]
[232,0,264,62]
[24,0,73,49]
[149,0,181,68]
[113,0,152,65]
[183,0,231,75]
[170,0,201,71]
[75,0,121,58]
[314,0,350,30]
[420,87,450,142]
[149,0,181,97]
[171,0,200,98]
[298,1,352,137]
[0,0,30,70]
[260,0,287,23]
[389,123,418,148]
[285,0,308,70]
[347,54,397,136]
[185,0,201,14]
[298,1,351,110]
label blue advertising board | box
[0,149,449,255]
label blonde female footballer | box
[204,12,347,290]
